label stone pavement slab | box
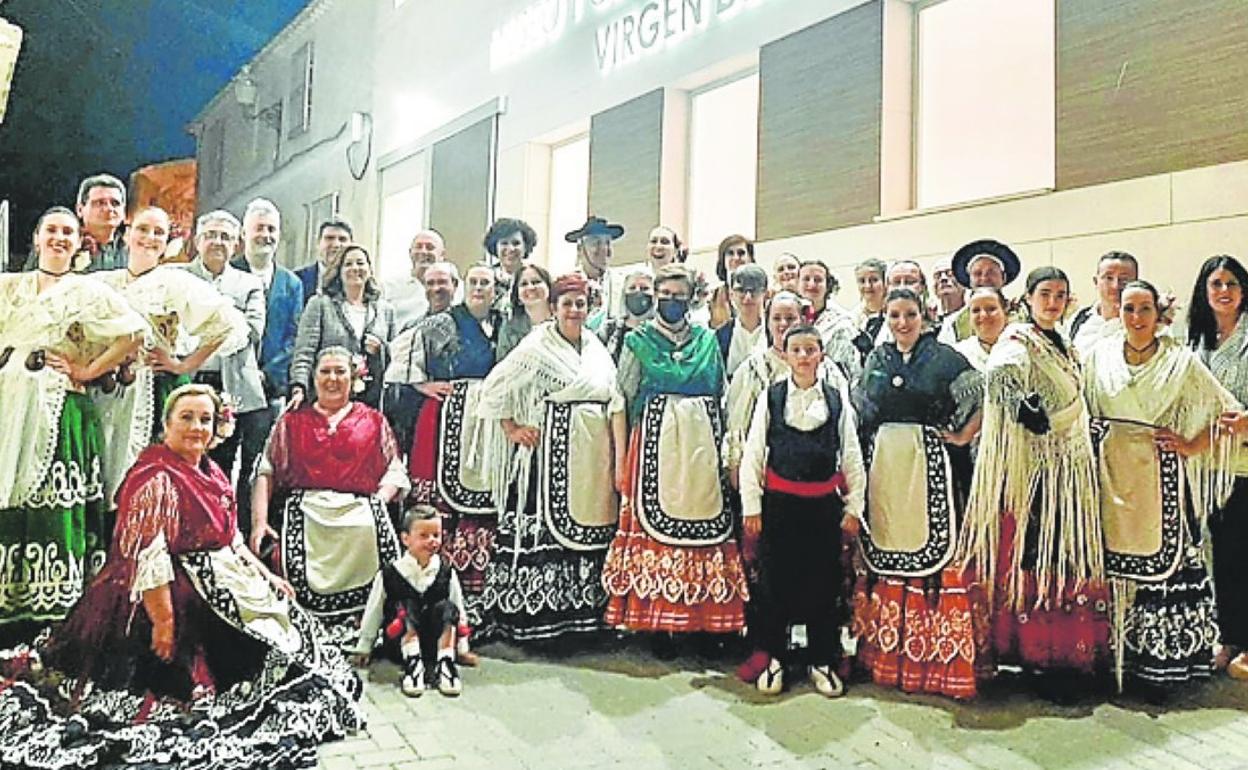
[320,640,1248,770]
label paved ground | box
[320,639,1248,770]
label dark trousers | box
[752,490,845,666]
[207,406,272,537]
[1212,477,1248,648]
[383,598,460,664]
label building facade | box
[193,0,1248,302]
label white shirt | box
[352,552,465,655]
[382,275,431,332]
[250,260,274,292]
[739,376,866,522]
[726,317,764,379]
[343,302,368,338]
[1071,307,1117,355]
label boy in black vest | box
[739,324,866,697]
[352,505,464,697]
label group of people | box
[1,171,1247,767]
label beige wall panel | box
[757,1,883,240]
[1051,216,1248,316]
[429,116,497,268]
[1172,160,1248,224]
[1057,0,1248,190]
[589,89,664,260]
[1045,175,1171,238]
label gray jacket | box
[289,293,397,397]
[180,259,269,413]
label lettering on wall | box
[490,0,768,74]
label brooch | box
[672,350,685,362]
[891,375,904,387]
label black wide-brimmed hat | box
[564,215,625,243]
[952,239,1021,288]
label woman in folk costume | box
[958,266,1112,693]
[93,206,249,504]
[1186,255,1248,679]
[851,288,986,699]
[1084,280,1238,695]
[475,274,627,642]
[0,208,146,633]
[797,260,861,380]
[251,347,407,645]
[386,263,502,642]
[601,264,750,640]
[953,288,1011,373]
[0,385,362,769]
[738,324,866,697]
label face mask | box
[656,297,689,325]
[624,292,654,317]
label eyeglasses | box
[732,287,763,297]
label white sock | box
[401,638,421,660]
[438,645,454,661]
[456,635,470,654]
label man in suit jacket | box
[295,217,353,306]
[233,198,303,416]
[183,209,270,534]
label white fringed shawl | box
[1084,333,1241,529]
[475,321,623,522]
[957,323,1102,610]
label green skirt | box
[150,372,192,443]
[0,392,109,625]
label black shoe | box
[400,656,425,697]
[436,657,462,697]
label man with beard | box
[296,218,353,306]
[232,198,303,415]
[182,210,270,535]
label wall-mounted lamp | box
[234,66,282,131]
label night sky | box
[0,0,307,268]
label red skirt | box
[992,514,1110,673]
[408,397,495,594]
[601,426,748,634]
[853,567,991,700]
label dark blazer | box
[233,257,303,396]
[295,262,321,307]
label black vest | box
[382,559,453,622]
[765,380,843,483]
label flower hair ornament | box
[351,354,369,394]
[211,392,240,450]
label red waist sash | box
[763,468,846,499]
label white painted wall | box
[196,0,377,269]
[197,0,1248,311]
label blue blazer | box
[295,263,320,307]
[233,258,304,394]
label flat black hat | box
[952,238,1021,288]
[564,215,625,243]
